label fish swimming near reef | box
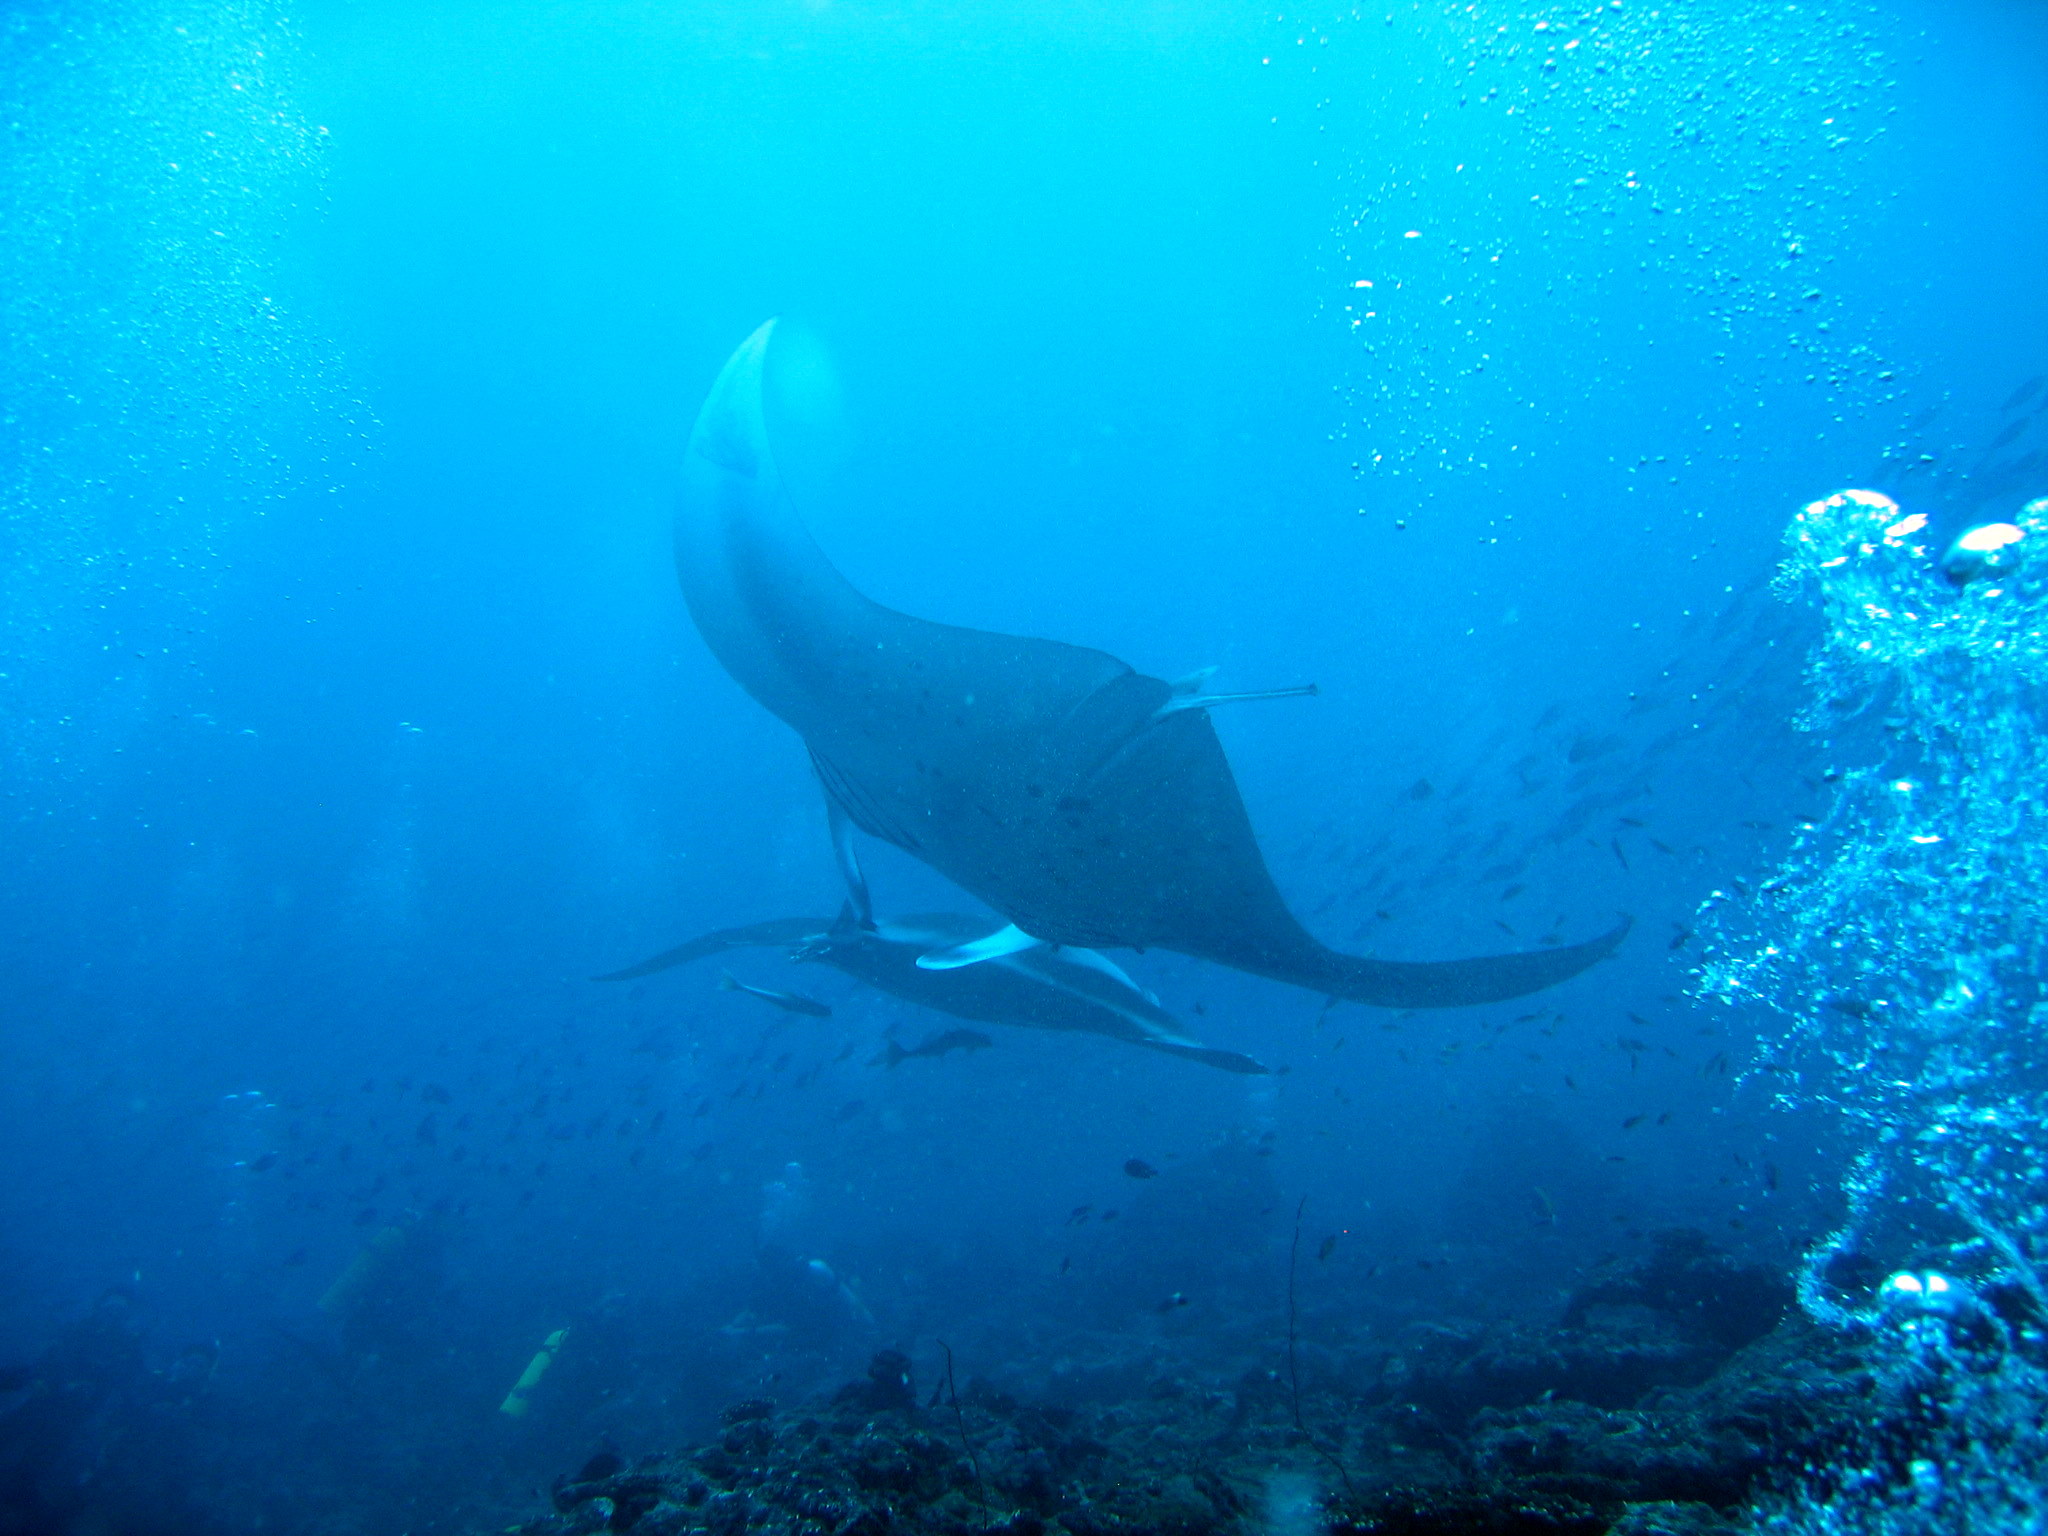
[874,1029,991,1067]
[718,970,832,1017]
[671,321,1625,1007]
[596,905,1270,1074]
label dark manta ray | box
[675,321,1626,1007]
[595,912,1270,1075]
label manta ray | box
[673,320,1625,1008]
[596,909,1270,1075]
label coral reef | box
[500,1236,1879,1536]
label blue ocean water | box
[3,0,2046,1530]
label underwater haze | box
[4,0,2047,1532]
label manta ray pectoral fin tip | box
[915,923,1046,971]
[689,318,782,478]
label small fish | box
[1124,1158,1160,1180]
[2000,374,2044,413]
[1619,817,1646,828]
[1501,883,1525,902]
[1100,1209,1120,1221]
[1622,1114,1645,1130]
[1530,1187,1556,1226]
[835,1099,866,1121]
[1408,778,1435,800]
[719,971,831,1017]
[1317,1234,1339,1261]
[1059,1256,1072,1275]
[876,1029,993,1067]
[1610,838,1630,871]
[1066,1204,1092,1225]
[1669,927,1692,951]
[1617,1037,1649,1054]
[1157,1291,1191,1313]
[1649,838,1677,856]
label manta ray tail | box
[1297,917,1631,1010]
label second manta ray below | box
[674,321,1627,1008]
[595,912,1270,1075]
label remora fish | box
[672,322,1626,1007]
[596,909,1269,1075]
[718,970,832,1017]
[874,1029,992,1067]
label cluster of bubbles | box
[0,0,346,774]
[1701,487,2048,1533]
[1302,0,1901,490]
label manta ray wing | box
[592,917,826,982]
[674,322,1626,1009]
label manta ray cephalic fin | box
[916,923,1047,972]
